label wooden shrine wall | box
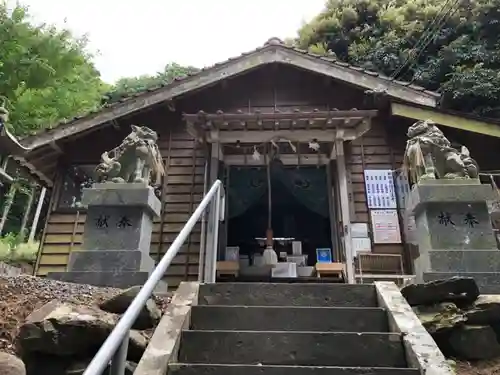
[34,113,207,289]
[34,64,415,284]
[346,117,407,261]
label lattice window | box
[57,165,96,209]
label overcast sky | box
[12,0,326,83]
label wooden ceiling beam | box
[10,156,53,187]
[342,118,372,140]
[391,102,500,138]
[25,151,60,168]
[184,109,378,123]
[208,129,337,144]
[206,121,371,143]
[224,153,330,166]
[49,140,63,154]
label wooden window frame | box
[54,164,96,212]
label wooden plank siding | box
[154,128,207,288]
[35,124,207,289]
[347,118,407,263]
[33,64,415,284]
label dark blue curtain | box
[228,167,267,219]
[270,161,329,218]
[228,163,329,219]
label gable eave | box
[274,48,438,107]
[391,101,500,138]
[22,44,439,151]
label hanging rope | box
[223,136,320,154]
[266,146,272,230]
[262,143,278,267]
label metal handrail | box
[83,179,223,375]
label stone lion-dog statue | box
[95,125,165,186]
[403,120,478,183]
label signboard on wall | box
[352,237,372,255]
[371,210,402,244]
[394,170,411,209]
[351,223,369,238]
[363,170,397,209]
[400,209,417,244]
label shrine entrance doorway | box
[184,108,378,283]
[225,164,334,278]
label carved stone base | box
[48,184,163,290]
[408,182,499,287]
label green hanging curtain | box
[227,163,330,219]
[270,160,329,217]
[228,167,267,219]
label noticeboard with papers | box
[371,209,402,244]
[363,169,397,209]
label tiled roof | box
[20,37,440,147]
[262,38,437,95]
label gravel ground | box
[0,274,170,355]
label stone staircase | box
[165,283,421,375]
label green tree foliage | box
[0,1,109,136]
[0,1,199,242]
[295,0,500,117]
[103,63,199,104]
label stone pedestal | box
[408,180,500,293]
[48,183,164,289]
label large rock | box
[16,300,147,361]
[23,354,137,375]
[448,325,500,360]
[401,277,479,306]
[414,302,466,334]
[0,352,26,375]
[466,295,500,325]
[128,330,149,362]
[99,286,161,330]
[17,300,115,355]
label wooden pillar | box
[29,186,47,243]
[326,160,340,262]
[0,184,16,236]
[218,165,229,256]
[336,140,355,284]
[19,185,36,240]
[203,142,221,282]
[198,158,209,282]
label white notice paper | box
[394,170,411,209]
[364,170,397,209]
[352,237,372,255]
[371,210,402,244]
[400,209,417,245]
[351,223,369,238]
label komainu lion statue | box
[95,125,165,185]
[403,120,479,183]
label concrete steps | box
[178,330,406,367]
[167,283,418,374]
[197,283,378,307]
[168,363,420,375]
[190,305,389,332]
